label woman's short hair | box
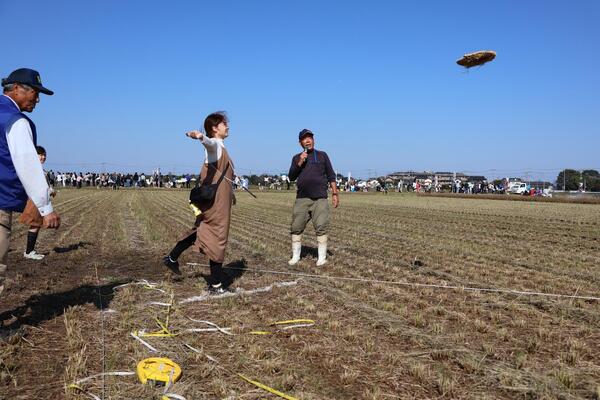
[36,145,46,155]
[203,112,227,138]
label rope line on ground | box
[186,263,600,302]
[93,265,107,400]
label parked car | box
[508,182,529,194]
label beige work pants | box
[0,209,12,285]
[290,198,330,236]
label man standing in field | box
[287,129,339,267]
[0,68,60,296]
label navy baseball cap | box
[298,129,314,140]
[2,68,54,95]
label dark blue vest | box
[0,95,37,212]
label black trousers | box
[169,230,224,286]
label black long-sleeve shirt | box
[288,149,336,199]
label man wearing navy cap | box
[0,68,60,296]
[287,129,339,267]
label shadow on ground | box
[53,241,94,253]
[300,245,333,259]
[0,280,128,333]
[188,258,248,288]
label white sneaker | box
[23,251,45,260]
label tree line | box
[556,169,600,191]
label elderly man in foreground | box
[0,68,60,296]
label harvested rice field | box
[1,188,599,399]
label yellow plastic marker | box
[136,330,178,338]
[137,357,182,386]
[238,374,299,400]
[270,319,315,326]
[189,202,202,216]
[135,315,178,338]
[249,330,272,335]
[155,317,172,333]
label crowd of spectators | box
[47,171,169,189]
[46,171,243,190]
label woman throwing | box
[163,112,235,294]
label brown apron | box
[19,199,43,228]
[180,147,234,263]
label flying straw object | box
[456,50,496,68]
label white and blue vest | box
[0,95,37,212]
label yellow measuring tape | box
[238,374,299,400]
[134,330,178,338]
[270,319,315,326]
[137,317,316,338]
[134,316,178,338]
[137,357,182,385]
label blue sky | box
[1,0,598,180]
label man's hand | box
[43,211,61,229]
[186,130,203,140]
[297,151,308,167]
[332,193,339,208]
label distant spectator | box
[19,146,56,260]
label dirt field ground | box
[1,189,599,399]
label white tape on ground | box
[75,371,135,385]
[179,280,299,304]
[205,354,219,363]
[130,331,158,352]
[186,263,600,302]
[280,323,315,330]
[181,344,219,364]
[184,343,202,354]
[187,318,234,335]
[184,328,233,334]
[164,394,188,400]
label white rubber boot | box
[316,235,328,266]
[288,235,302,265]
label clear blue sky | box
[1,0,598,181]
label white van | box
[508,182,528,194]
